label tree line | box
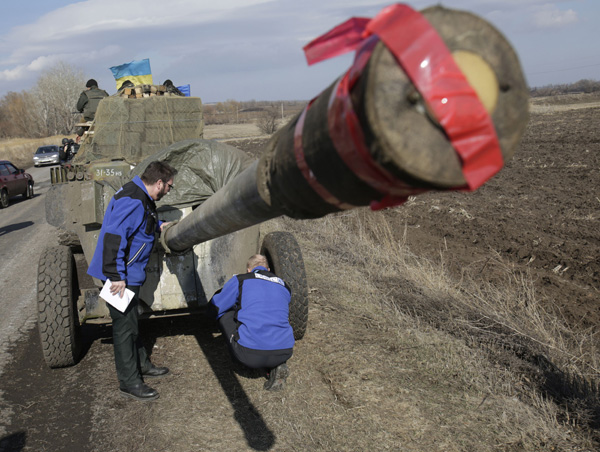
[0,60,306,139]
[203,99,305,126]
[2,61,596,139]
[530,78,600,97]
[0,62,86,139]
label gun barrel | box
[164,5,529,253]
[162,161,283,252]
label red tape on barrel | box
[328,36,427,210]
[364,4,504,189]
[300,3,504,210]
[294,101,356,210]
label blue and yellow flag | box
[109,59,153,89]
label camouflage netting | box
[130,139,255,209]
[73,96,203,165]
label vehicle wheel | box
[23,183,34,199]
[260,232,309,340]
[37,245,82,368]
[0,189,8,208]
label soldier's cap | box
[86,79,98,88]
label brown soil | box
[232,102,600,332]
[385,105,600,332]
[1,99,599,451]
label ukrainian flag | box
[109,59,153,89]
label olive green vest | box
[82,87,109,121]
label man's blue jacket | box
[210,266,295,351]
[87,176,161,286]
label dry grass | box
[0,135,71,168]
[270,210,599,450]
[529,92,600,113]
[80,208,600,451]
[204,120,293,141]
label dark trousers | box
[218,310,292,370]
[107,285,152,388]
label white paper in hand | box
[100,279,135,313]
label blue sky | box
[0,0,597,102]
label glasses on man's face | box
[167,182,174,190]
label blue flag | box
[177,84,191,97]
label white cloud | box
[0,0,594,98]
[0,54,72,82]
[0,0,283,88]
[20,0,278,33]
[531,4,578,29]
[2,0,275,56]
[0,65,27,82]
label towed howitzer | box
[38,4,528,369]
[162,4,529,253]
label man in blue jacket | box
[210,254,294,391]
[88,161,177,401]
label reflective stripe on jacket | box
[210,266,295,351]
[87,176,159,285]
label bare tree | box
[224,99,240,124]
[34,61,86,135]
[0,91,44,138]
[256,107,279,135]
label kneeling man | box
[209,254,294,390]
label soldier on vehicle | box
[59,138,69,162]
[87,161,177,401]
[60,138,77,161]
[163,79,185,96]
[75,79,109,142]
[209,254,294,391]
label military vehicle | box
[39,91,310,368]
[37,5,529,368]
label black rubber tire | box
[37,245,82,368]
[0,189,8,208]
[260,232,309,340]
[23,182,34,199]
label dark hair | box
[163,79,173,86]
[86,79,98,88]
[119,80,134,89]
[140,161,178,185]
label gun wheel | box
[37,245,82,368]
[260,232,309,340]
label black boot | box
[264,363,289,391]
[142,365,170,378]
[120,383,159,401]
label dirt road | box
[0,164,58,377]
[0,165,56,367]
[0,165,87,450]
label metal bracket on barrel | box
[159,221,191,255]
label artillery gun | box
[37,5,529,369]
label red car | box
[0,160,34,208]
